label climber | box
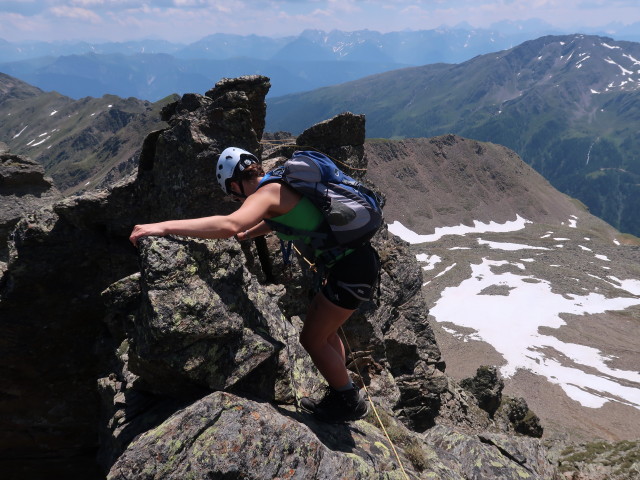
[129,147,380,422]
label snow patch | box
[430,258,640,409]
[423,263,457,286]
[435,263,456,278]
[623,53,640,65]
[576,55,590,68]
[30,136,50,147]
[388,215,531,244]
[13,125,28,138]
[605,57,633,75]
[416,254,441,271]
[478,239,550,251]
[564,215,578,228]
[606,276,640,296]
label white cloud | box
[69,0,108,6]
[49,5,102,22]
[0,0,638,42]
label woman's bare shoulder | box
[257,180,301,216]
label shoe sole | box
[298,404,369,423]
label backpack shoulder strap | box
[257,166,285,190]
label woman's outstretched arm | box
[129,185,281,246]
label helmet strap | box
[229,178,248,199]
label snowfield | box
[390,216,640,411]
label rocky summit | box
[1,75,634,479]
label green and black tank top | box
[268,196,325,242]
[260,179,356,266]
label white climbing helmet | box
[216,147,259,195]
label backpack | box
[258,150,384,253]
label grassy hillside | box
[267,35,640,236]
[0,73,175,193]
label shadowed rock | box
[460,365,504,417]
[497,397,544,438]
[0,146,61,263]
[0,76,270,478]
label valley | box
[365,136,640,443]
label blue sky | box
[1,1,639,43]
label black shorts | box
[321,243,380,310]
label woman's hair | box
[236,162,264,181]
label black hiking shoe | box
[300,385,369,422]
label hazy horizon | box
[1,1,638,44]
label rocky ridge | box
[2,76,561,479]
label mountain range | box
[2,33,640,240]
[267,34,640,238]
[2,23,639,101]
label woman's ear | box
[229,180,244,195]
[228,180,247,200]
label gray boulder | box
[0,146,61,263]
[460,365,504,417]
[107,391,425,480]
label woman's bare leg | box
[300,292,354,389]
[327,332,346,364]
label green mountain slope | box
[267,35,640,236]
[0,73,175,193]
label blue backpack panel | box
[259,150,384,249]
